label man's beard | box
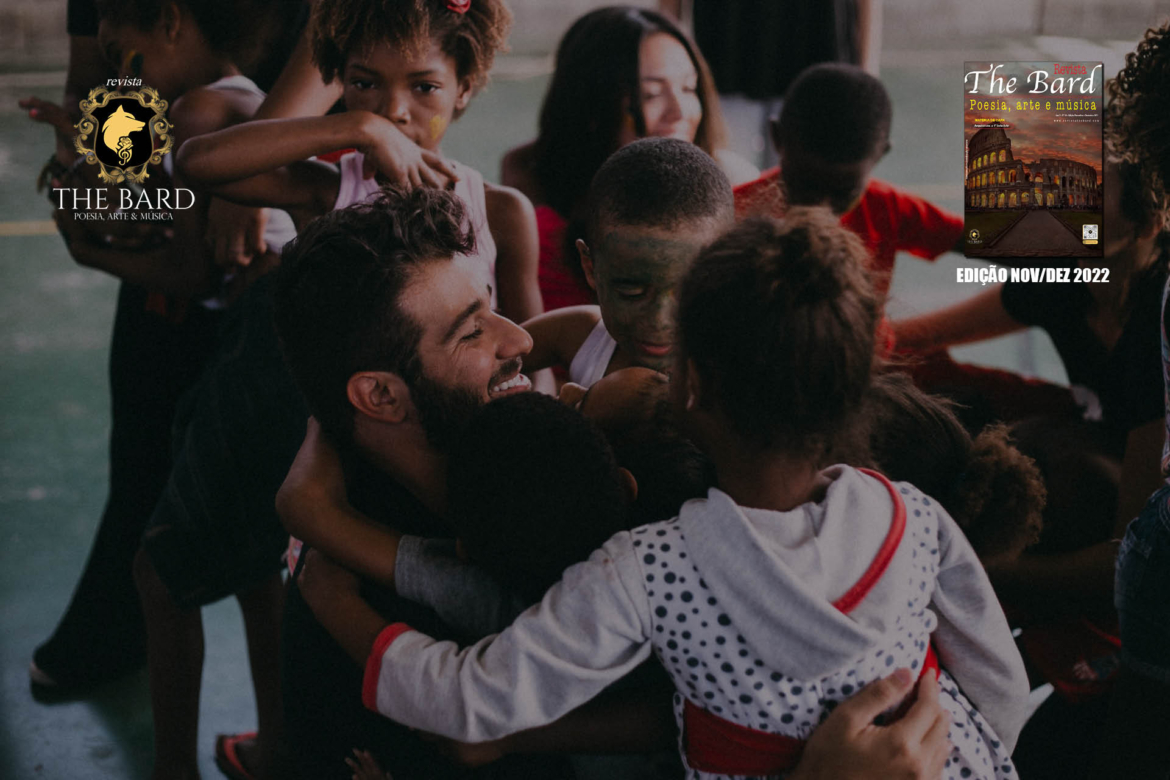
[410,371,487,452]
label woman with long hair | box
[501,6,757,311]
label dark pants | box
[35,283,220,685]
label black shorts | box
[144,277,306,608]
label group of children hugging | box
[23,0,1170,778]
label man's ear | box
[346,371,410,424]
[617,467,639,504]
[577,239,598,291]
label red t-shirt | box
[733,168,963,300]
[535,205,595,312]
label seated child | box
[522,137,734,385]
[303,209,1031,779]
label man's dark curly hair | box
[311,0,511,95]
[273,187,475,447]
[1106,22,1170,226]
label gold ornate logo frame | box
[73,86,174,185]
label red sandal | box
[215,731,258,780]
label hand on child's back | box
[791,669,951,780]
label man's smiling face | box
[397,255,534,446]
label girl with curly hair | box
[178,0,541,329]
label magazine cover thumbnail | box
[963,61,1103,258]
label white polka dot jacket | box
[366,466,1031,780]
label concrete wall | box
[882,0,1170,47]
[2,0,1167,72]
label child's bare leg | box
[134,546,204,780]
[232,573,287,778]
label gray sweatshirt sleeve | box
[394,536,529,638]
[367,531,653,742]
[929,507,1031,752]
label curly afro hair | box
[1105,22,1170,226]
[310,0,511,93]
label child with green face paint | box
[524,137,734,385]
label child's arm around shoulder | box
[927,493,1030,751]
[393,537,529,639]
[520,305,602,372]
[362,531,654,742]
[485,183,541,325]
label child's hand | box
[206,198,269,270]
[53,199,173,254]
[357,114,459,190]
[20,96,79,164]
[345,748,393,780]
[277,417,349,522]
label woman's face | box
[616,32,703,147]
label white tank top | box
[202,75,298,253]
[568,318,617,388]
[334,151,499,309]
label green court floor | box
[0,33,1134,778]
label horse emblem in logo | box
[74,86,173,184]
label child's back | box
[639,465,1022,779]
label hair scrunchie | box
[447,0,471,13]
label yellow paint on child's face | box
[342,40,463,151]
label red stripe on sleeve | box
[362,622,416,711]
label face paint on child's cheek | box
[593,227,707,373]
[429,115,447,142]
